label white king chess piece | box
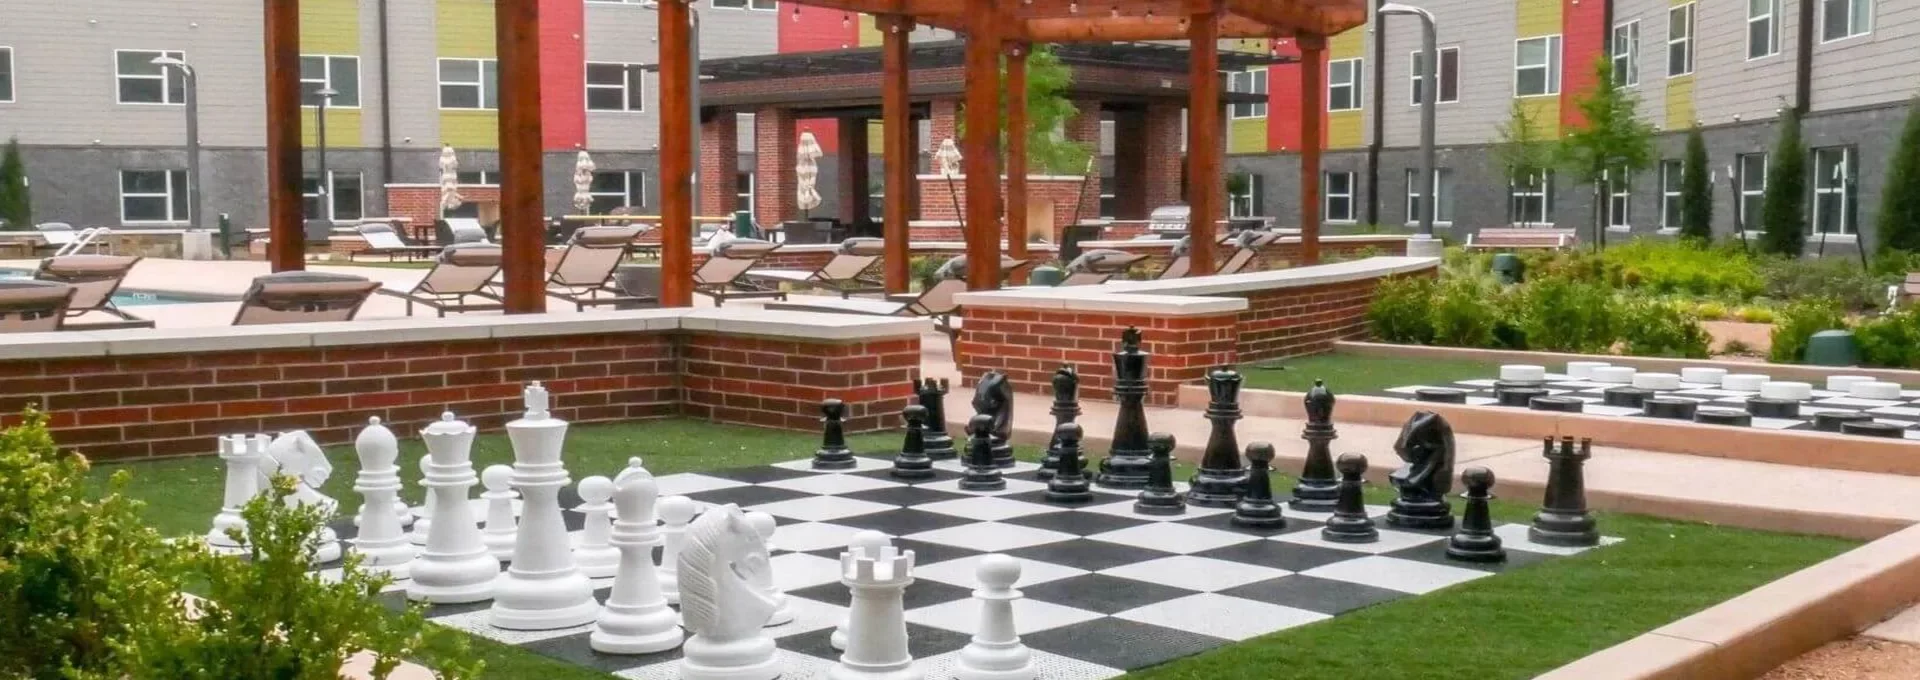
[953,555,1037,680]
[571,476,621,579]
[590,467,684,655]
[408,412,500,603]
[206,433,263,553]
[830,530,892,651]
[744,511,794,627]
[351,418,416,579]
[259,431,342,564]
[828,534,919,680]
[480,464,519,562]
[490,382,601,630]
[676,504,781,680]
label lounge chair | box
[350,222,441,262]
[1215,230,1281,276]
[1156,237,1193,279]
[693,238,787,306]
[231,271,380,325]
[765,264,969,355]
[543,225,652,311]
[375,243,505,317]
[0,280,77,333]
[33,254,154,330]
[443,218,492,245]
[1060,249,1149,286]
[33,222,77,254]
[742,237,886,298]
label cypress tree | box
[0,138,29,230]
[1760,108,1808,256]
[1680,126,1713,241]
[1876,97,1920,254]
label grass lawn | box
[89,418,1855,680]
[1240,353,1503,395]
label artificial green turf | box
[1239,353,1503,394]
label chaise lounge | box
[544,225,653,311]
[741,237,886,298]
[231,271,381,325]
[376,243,506,317]
[33,254,155,330]
[0,280,77,333]
[349,222,441,262]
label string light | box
[1110,5,1120,18]
[841,12,850,28]
[791,5,799,21]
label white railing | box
[54,227,112,256]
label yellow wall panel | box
[300,0,360,55]
[437,0,496,58]
[1515,0,1563,38]
[441,110,499,150]
[1327,110,1364,148]
[1229,118,1267,154]
[1665,75,1696,130]
[301,108,363,148]
[867,120,885,155]
[1329,28,1366,60]
[1518,96,1561,138]
[858,15,883,47]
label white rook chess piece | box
[744,511,794,627]
[658,495,697,606]
[953,555,1037,680]
[677,504,781,680]
[206,433,261,553]
[828,536,918,680]
[573,476,621,579]
[351,417,416,580]
[410,455,437,546]
[408,412,499,604]
[490,382,601,630]
[830,530,892,651]
[480,465,518,562]
[591,468,683,655]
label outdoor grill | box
[1145,205,1191,238]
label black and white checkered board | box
[1379,374,1920,439]
[321,456,1618,679]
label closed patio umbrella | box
[572,150,597,213]
[797,132,823,219]
[438,145,463,215]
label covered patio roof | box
[793,0,1369,41]
[698,40,1294,83]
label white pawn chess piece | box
[408,412,499,603]
[676,504,781,680]
[828,536,918,680]
[206,433,262,553]
[572,476,621,579]
[591,468,684,654]
[480,465,519,562]
[658,495,697,606]
[410,455,438,546]
[831,531,893,651]
[351,417,416,580]
[744,511,793,627]
[953,555,1037,680]
[490,382,601,630]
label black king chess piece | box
[1530,436,1600,547]
[1446,466,1506,563]
[958,414,1006,492]
[811,398,856,470]
[1044,423,1095,504]
[1231,442,1286,529]
[1133,433,1186,515]
[917,377,957,461]
[1385,411,1457,530]
[972,371,1017,468]
[1290,379,1341,512]
[1038,365,1082,482]
[1187,367,1248,507]
[1321,453,1379,543]
[891,405,937,480]
[1096,327,1154,489]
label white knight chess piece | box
[676,504,781,680]
[407,412,499,603]
[744,511,793,627]
[350,418,416,579]
[258,431,341,563]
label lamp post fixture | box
[1379,3,1439,255]
[151,55,202,230]
[316,87,338,220]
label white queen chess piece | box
[744,511,794,627]
[953,555,1037,680]
[677,504,781,680]
[828,535,919,680]
[831,531,892,651]
[658,495,697,606]
[571,476,621,579]
[350,418,416,579]
[590,467,683,655]
[206,433,264,553]
[258,431,341,564]
[408,412,499,603]
[489,382,601,630]
[480,465,519,562]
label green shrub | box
[1618,300,1711,358]
[1871,248,1920,278]
[1680,127,1714,241]
[1769,298,1848,363]
[1737,306,1777,323]
[1722,339,1757,355]
[0,138,29,229]
[1517,277,1619,353]
[1760,108,1809,256]
[1877,97,1920,253]
[1366,275,1437,344]
[1855,309,1920,368]
[1759,256,1887,312]
[1429,277,1504,348]
[1694,301,1729,320]
[1517,241,1763,299]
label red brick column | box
[700,114,739,218]
[956,309,1237,407]
[1143,102,1186,212]
[927,98,959,152]
[680,333,919,432]
[755,107,799,225]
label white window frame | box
[1514,35,1562,98]
[1229,69,1268,119]
[1659,159,1684,230]
[1612,22,1640,87]
[1509,172,1553,226]
[1604,169,1632,230]
[1409,47,1459,106]
[119,169,188,224]
[589,170,648,212]
[114,49,185,106]
[709,0,778,9]
[437,58,498,111]
[303,170,365,223]
[1323,171,1356,223]
[1099,173,1118,220]
[736,171,756,217]
[456,170,498,186]
[1737,152,1767,229]
[1812,146,1856,236]
[1327,59,1363,112]
[1668,4,1695,77]
[300,54,360,108]
[1748,0,1780,60]
[585,62,646,112]
[0,46,14,103]
[1821,0,1874,43]
[1404,168,1454,226]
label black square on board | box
[1019,573,1201,614]
[1175,511,1322,537]
[1217,574,1408,615]
[1001,510,1154,537]
[702,465,819,485]
[851,467,966,485]
[788,577,974,610]
[1006,538,1178,572]
[836,485,975,508]
[1192,539,1366,572]
[1023,617,1227,670]
[824,508,976,537]
[520,630,679,673]
[685,484,815,509]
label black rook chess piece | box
[972,371,1016,468]
[1231,442,1285,529]
[1529,437,1600,547]
[891,405,937,480]
[1096,327,1154,489]
[1290,379,1341,512]
[959,414,1006,492]
[812,398,856,470]
[1446,466,1506,563]
[1385,411,1457,530]
[1133,433,1185,515]
[1044,423,1095,504]
[1320,454,1378,544]
[1187,367,1248,508]
[1038,365,1082,482]
[917,377,957,461]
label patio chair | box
[375,243,506,317]
[1156,237,1193,279]
[33,254,154,330]
[231,271,380,326]
[443,218,492,245]
[33,222,77,253]
[1060,249,1149,286]
[742,237,886,298]
[0,280,77,333]
[350,222,441,262]
[544,225,653,311]
[693,238,787,306]
[1215,230,1281,276]
[765,263,969,356]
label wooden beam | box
[962,0,1003,293]
[881,15,914,294]
[1185,0,1221,276]
[496,0,546,313]
[1298,33,1325,266]
[658,0,694,307]
[1005,42,1029,284]
[263,0,304,273]
[1020,15,1279,41]
[1225,0,1365,36]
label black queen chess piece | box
[1446,466,1506,563]
[972,371,1017,468]
[1385,411,1457,530]
[1096,327,1154,489]
[890,405,937,481]
[1038,365,1082,482]
[812,398,856,470]
[1290,379,1341,512]
[1529,437,1600,547]
[959,414,1006,492]
[1133,433,1186,515]
[1044,423,1095,504]
[1231,442,1286,529]
[1321,453,1379,543]
[916,376,957,461]
[1187,367,1249,508]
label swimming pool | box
[0,268,234,306]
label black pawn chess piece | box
[1385,411,1457,530]
[1231,442,1286,529]
[959,414,1006,492]
[917,377,957,461]
[1529,437,1600,547]
[1187,367,1248,508]
[812,398,856,470]
[1446,467,1506,563]
[1320,454,1378,544]
[891,405,937,481]
[1044,423,1095,504]
[1290,379,1340,512]
[1097,327,1154,489]
[972,371,1017,468]
[1038,365,1082,482]
[1133,433,1185,515]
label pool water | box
[0,268,228,307]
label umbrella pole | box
[946,174,964,231]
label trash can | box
[1028,266,1065,287]
[1803,330,1861,366]
[1491,253,1525,284]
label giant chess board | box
[321,455,1619,679]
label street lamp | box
[315,87,338,221]
[150,55,202,230]
[1379,2,1438,254]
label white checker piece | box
[1300,555,1492,595]
[1815,397,1906,408]
[1114,593,1331,641]
[1099,555,1292,592]
[1086,522,1262,554]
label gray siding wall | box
[384,0,440,151]
[584,3,661,152]
[1379,0,1517,148]
[1613,0,1669,127]
[1692,0,1798,126]
[1811,0,1920,111]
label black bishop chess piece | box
[811,398,856,470]
[1187,367,1248,508]
[1133,433,1185,515]
[1320,453,1379,544]
[1096,327,1154,489]
[1530,437,1600,547]
[1044,423,1095,504]
[1290,379,1341,512]
[959,414,1006,492]
[1446,466,1506,563]
[891,405,937,481]
[972,371,1017,468]
[1386,411,1457,530]
[917,377,957,461]
[1231,442,1286,529]
[1038,365,1082,482]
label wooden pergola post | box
[263,0,304,272]
[881,14,914,294]
[496,0,546,313]
[961,0,1003,292]
[657,0,695,307]
[1005,42,1029,283]
[1185,0,1222,275]
[1298,33,1326,266]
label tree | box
[0,138,30,230]
[1680,125,1714,241]
[1760,107,1809,256]
[1492,99,1558,227]
[1876,97,1920,254]
[1557,59,1657,242]
[959,45,1094,176]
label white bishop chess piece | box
[677,504,782,680]
[489,382,601,630]
[480,464,519,563]
[259,431,341,564]
[828,534,919,680]
[953,555,1037,680]
[408,412,499,603]
[830,531,892,651]
[590,466,684,654]
[206,433,266,553]
[657,495,697,606]
[350,417,416,580]
[744,511,794,627]
[572,476,621,579]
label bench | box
[1465,228,1578,251]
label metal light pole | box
[316,87,337,219]
[151,56,201,230]
[1380,3,1439,255]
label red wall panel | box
[779,6,858,154]
[540,0,586,150]
[1561,0,1609,128]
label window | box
[735,172,755,216]
[302,171,364,222]
[438,58,499,110]
[710,0,777,8]
[1607,169,1632,229]
[1737,153,1767,228]
[115,49,185,104]
[1409,47,1459,105]
[1822,0,1873,42]
[1659,160,1684,229]
[1515,36,1562,97]
[586,62,645,112]
[1328,59,1363,112]
[1404,169,1455,224]
[1813,146,1857,235]
[1323,171,1355,222]
[1749,0,1780,59]
[589,170,647,214]
[1509,172,1553,225]
[300,55,360,107]
[1099,174,1118,219]
[1229,69,1267,118]
[1612,22,1640,87]
[120,170,188,223]
[1668,4,1695,77]
[455,171,497,185]
[1228,173,1264,218]
[0,47,13,103]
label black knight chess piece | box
[1187,367,1248,508]
[1386,411,1457,530]
[1320,453,1378,543]
[917,377,957,461]
[1133,433,1185,515]
[1290,379,1341,512]
[1446,466,1506,563]
[812,398,856,470]
[959,414,1006,492]
[1231,442,1286,529]
[972,371,1016,468]
[1530,437,1600,547]
[891,405,937,481]
[1096,327,1154,489]
[1038,365,1082,482]
[1044,423,1095,504]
